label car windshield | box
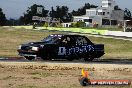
[41,35,62,43]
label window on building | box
[98,12,103,15]
[103,0,112,1]
[89,19,92,23]
[111,20,117,25]
[84,19,92,23]
[103,12,105,15]
[66,24,69,27]
[107,12,109,14]
[86,11,96,16]
[108,3,111,6]
[102,3,107,6]
[102,19,110,25]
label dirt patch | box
[0,62,131,88]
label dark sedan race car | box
[17,34,104,61]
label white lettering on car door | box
[88,45,94,51]
[58,47,66,55]
[58,45,94,55]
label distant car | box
[17,34,104,61]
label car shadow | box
[0,57,132,65]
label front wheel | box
[24,56,35,60]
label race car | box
[17,34,104,61]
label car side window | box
[76,37,88,45]
[62,37,71,44]
[61,36,75,45]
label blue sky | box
[0,0,132,19]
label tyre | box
[41,54,51,60]
[24,56,35,60]
[84,57,94,61]
[67,57,74,61]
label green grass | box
[99,28,123,31]
[0,27,131,59]
[88,36,132,59]
[82,26,123,31]
[0,27,62,57]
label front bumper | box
[17,49,37,57]
[19,53,37,57]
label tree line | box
[19,3,98,25]
[0,3,132,26]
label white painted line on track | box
[0,58,8,60]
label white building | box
[62,23,72,27]
[73,0,124,27]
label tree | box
[0,8,6,26]
[71,3,98,16]
[114,5,121,10]
[19,16,24,25]
[49,6,72,22]
[20,4,49,25]
[124,8,132,20]
[44,22,48,29]
[49,7,56,19]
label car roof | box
[50,34,85,37]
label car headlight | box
[18,45,21,49]
[31,47,39,51]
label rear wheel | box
[67,58,73,61]
[84,57,94,61]
[41,53,51,60]
[24,56,35,60]
[67,56,76,61]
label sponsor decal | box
[79,69,131,86]
[32,16,51,22]
[58,45,94,55]
[58,47,66,55]
[32,16,59,22]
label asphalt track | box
[0,57,132,65]
[0,29,131,65]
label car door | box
[75,36,95,58]
[57,36,76,59]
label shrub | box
[71,22,86,27]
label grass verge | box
[0,27,131,59]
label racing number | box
[58,47,66,55]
